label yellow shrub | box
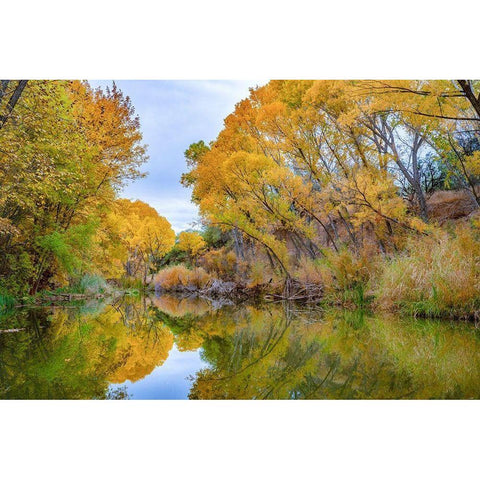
[318,248,375,294]
[247,260,271,288]
[201,247,237,279]
[188,267,212,289]
[154,265,211,290]
[155,265,191,289]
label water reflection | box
[0,297,173,399]
[108,345,207,400]
[1,295,480,399]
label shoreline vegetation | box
[149,223,480,321]
[3,80,480,321]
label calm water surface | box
[1,294,480,399]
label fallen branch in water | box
[156,276,324,303]
[0,328,26,333]
[268,281,323,302]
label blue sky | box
[91,80,263,232]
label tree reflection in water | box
[2,294,480,399]
[0,296,173,399]
[154,296,480,399]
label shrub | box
[294,258,323,286]
[155,265,211,291]
[247,259,278,289]
[319,248,374,292]
[375,225,480,316]
[188,267,211,289]
[155,265,191,289]
[77,274,108,294]
[303,247,377,307]
[201,247,237,280]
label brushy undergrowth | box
[200,247,238,281]
[294,248,377,308]
[155,265,212,291]
[375,225,480,317]
[152,224,480,318]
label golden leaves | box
[177,231,207,258]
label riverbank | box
[151,224,480,322]
[4,220,480,321]
[3,275,479,323]
[0,287,138,310]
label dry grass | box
[247,261,269,288]
[294,258,324,286]
[375,225,480,316]
[291,248,378,306]
[201,247,237,280]
[188,267,212,289]
[155,265,212,291]
[318,248,376,293]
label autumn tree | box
[106,199,176,283]
[176,231,206,265]
[182,80,442,286]
[0,80,28,129]
[0,80,149,295]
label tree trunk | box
[0,80,28,129]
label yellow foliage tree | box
[183,79,477,283]
[105,199,176,282]
[176,231,206,263]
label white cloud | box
[91,80,266,231]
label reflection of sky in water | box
[108,344,208,399]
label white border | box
[3,0,479,79]
[1,400,478,479]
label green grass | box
[77,274,108,294]
[124,288,140,296]
[337,282,373,309]
[0,293,15,311]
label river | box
[1,294,480,399]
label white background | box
[2,0,480,478]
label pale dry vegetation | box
[154,265,211,291]
[375,225,480,317]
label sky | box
[108,344,208,399]
[91,80,264,232]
